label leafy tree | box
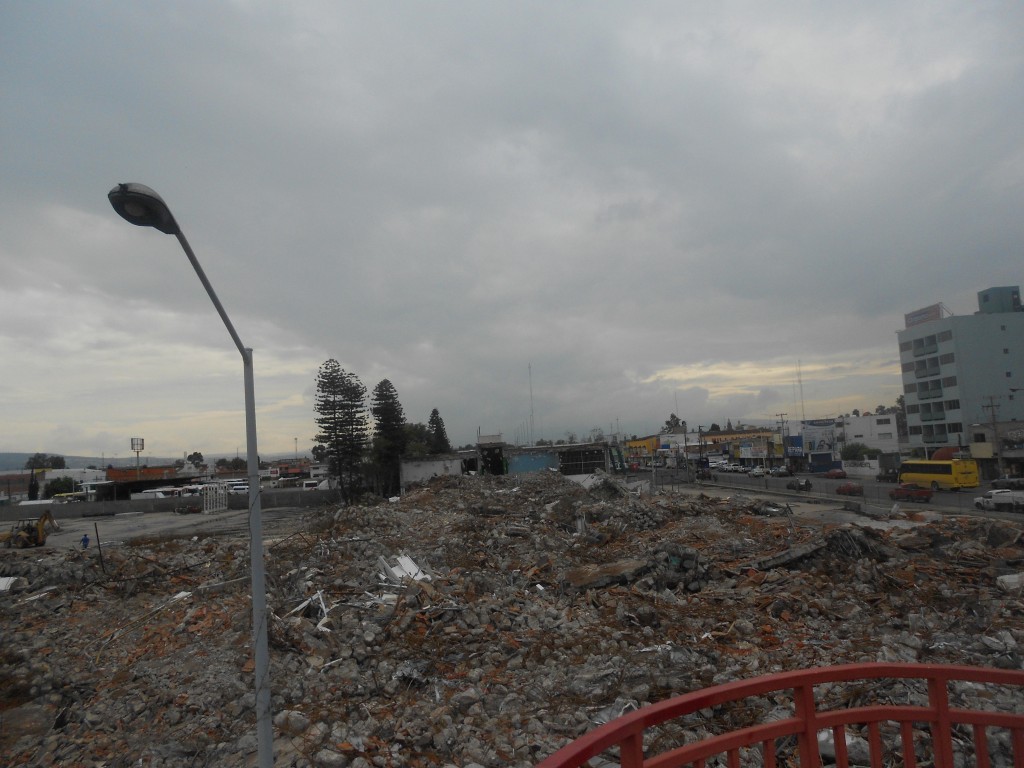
[370,379,406,496]
[894,395,908,438]
[842,442,882,460]
[403,423,432,458]
[314,360,368,503]
[187,451,204,468]
[841,442,870,460]
[661,413,683,433]
[427,408,451,454]
[215,457,247,471]
[174,459,186,470]
[44,476,76,498]
[708,423,721,433]
[25,453,65,470]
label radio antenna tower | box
[797,360,806,423]
[528,363,535,446]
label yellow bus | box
[897,459,979,491]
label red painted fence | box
[537,663,1024,768]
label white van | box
[301,480,320,491]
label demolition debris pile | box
[2,472,1023,767]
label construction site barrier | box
[536,663,1024,768]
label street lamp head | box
[107,183,180,235]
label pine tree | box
[370,379,406,496]
[313,359,368,503]
[427,408,451,454]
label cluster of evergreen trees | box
[312,359,451,502]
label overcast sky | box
[2,2,1023,461]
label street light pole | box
[107,183,273,768]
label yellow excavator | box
[1,509,61,548]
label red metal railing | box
[537,663,1024,768]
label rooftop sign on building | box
[904,303,942,328]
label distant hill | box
[0,452,310,472]
[0,453,173,471]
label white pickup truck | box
[973,489,1024,512]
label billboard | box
[785,435,804,457]
[904,303,942,328]
[801,420,837,456]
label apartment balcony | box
[913,342,938,357]
[922,433,949,444]
[917,389,943,400]
[919,411,946,422]
[915,367,941,379]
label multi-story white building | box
[897,286,1024,470]
[839,413,901,455]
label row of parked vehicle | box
[709,462,791,477]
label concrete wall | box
[1,487,339,524]
[400,458,464,491]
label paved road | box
[6,505,313,551]
[650,469,1024,523]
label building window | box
[944,399,960,410]
[906,404,919,414]
[876,417,891,425]
[947,423,963,433]
[901,361,915,373]
[1008,372,1014,378]
[938,330,952,342]
[900,341,913,352]
[904,383,917,394]
[878,432,893,440]
[910,426,922,435]
[942,376,957,387]
[939,353,955,364]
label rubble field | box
[1,472,1023,767]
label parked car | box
[770,466,791,477]
[974,489,1024,511]
[229,484,249,495]
[888,483,932,503]
[823,469,847,479]
[786,479,812,492]
[748,467,766,478]
[835,482,864,496]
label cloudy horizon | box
[2,2,1022,458]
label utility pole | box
[982,395,1002,476]
[775,413,788,468]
